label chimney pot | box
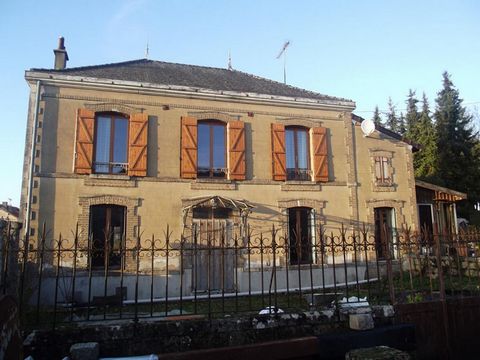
[53,36,69,70]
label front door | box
[192,207,234,292]
[90,205,125,268]
[288,207,314,265]
[374,207,394,260]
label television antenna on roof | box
[276,41,290,84]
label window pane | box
[197,124,210,171]
[212,125,225,169]
[382,158,390,179]
[95,116,111,173]
[285,129,295,169]
[296,130,308,169]
[375,158,382,180]
[113,117,128,173]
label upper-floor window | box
[272,123,328,182]
[94,113,129,174]
[74,109,148,177]
[374,156,391,185]
[285,126,310,180]
[197,120,226,178]
[181,116,245,180]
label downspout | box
[24,80,42,238]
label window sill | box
[195,178,231,183]
[89,174,130,180]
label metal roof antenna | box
[145,41,149,59]
[276,41,290,84]
[228,50,233,71]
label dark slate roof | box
[30,59,352,103]
[351,113,420,151]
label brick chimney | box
[53,36,69,70]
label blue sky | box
[1,0,479,206]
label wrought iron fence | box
[1,221,480,330]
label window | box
[288,207,316,265]
[374,156,391,185]
[271,124,328,182]
[285,127,310,180]
[180,117,246,180]
[74,109,148,176]
[94,113,129,174]
[90,205,125,268]
[197,121,226,178]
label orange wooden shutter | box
[228,121,246,180]
[181,116,198,179]
[271,123,286,181]
[74,109,95,174]
[311,127,329,182]
[128,113,148,177]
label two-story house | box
[20,38,420,299]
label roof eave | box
[25,71,356,111]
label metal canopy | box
[181,196,254,228]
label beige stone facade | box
[21,76,419,248]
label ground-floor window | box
[89,204,125,268]
[288,207,315,265]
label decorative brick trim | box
[188,111,240,123]
[365,199,406,230]
[405,147,419,230]
[277,198,326,229]
[369,149,396,192]
[84,177,137,188]
[343,112,359,224]
[84,102,143,115]
[276,118,322,128]
[281,183,321,191]
[43,93,343,120]
[191,181,236,190]
[77,194,141,252]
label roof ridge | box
[30,58,238,73]
[30,58,151,72]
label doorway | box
[192,206,235,292]
[90,205,125,268]
[288,207,314,265]
[374,207,395,260]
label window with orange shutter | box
[181,117,246,180]
[271,124,329,182]
[74,109,148,176]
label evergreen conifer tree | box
[434,72,479,217]
[385,97,398,132]
[372,106,382,127]
[405,89,419,140]
[398,112,406,135]
[413,93,438,181]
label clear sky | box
[1,0,479,207]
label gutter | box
[24,80,41,237]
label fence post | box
[434,225,451,358]
[384,223,395,305]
